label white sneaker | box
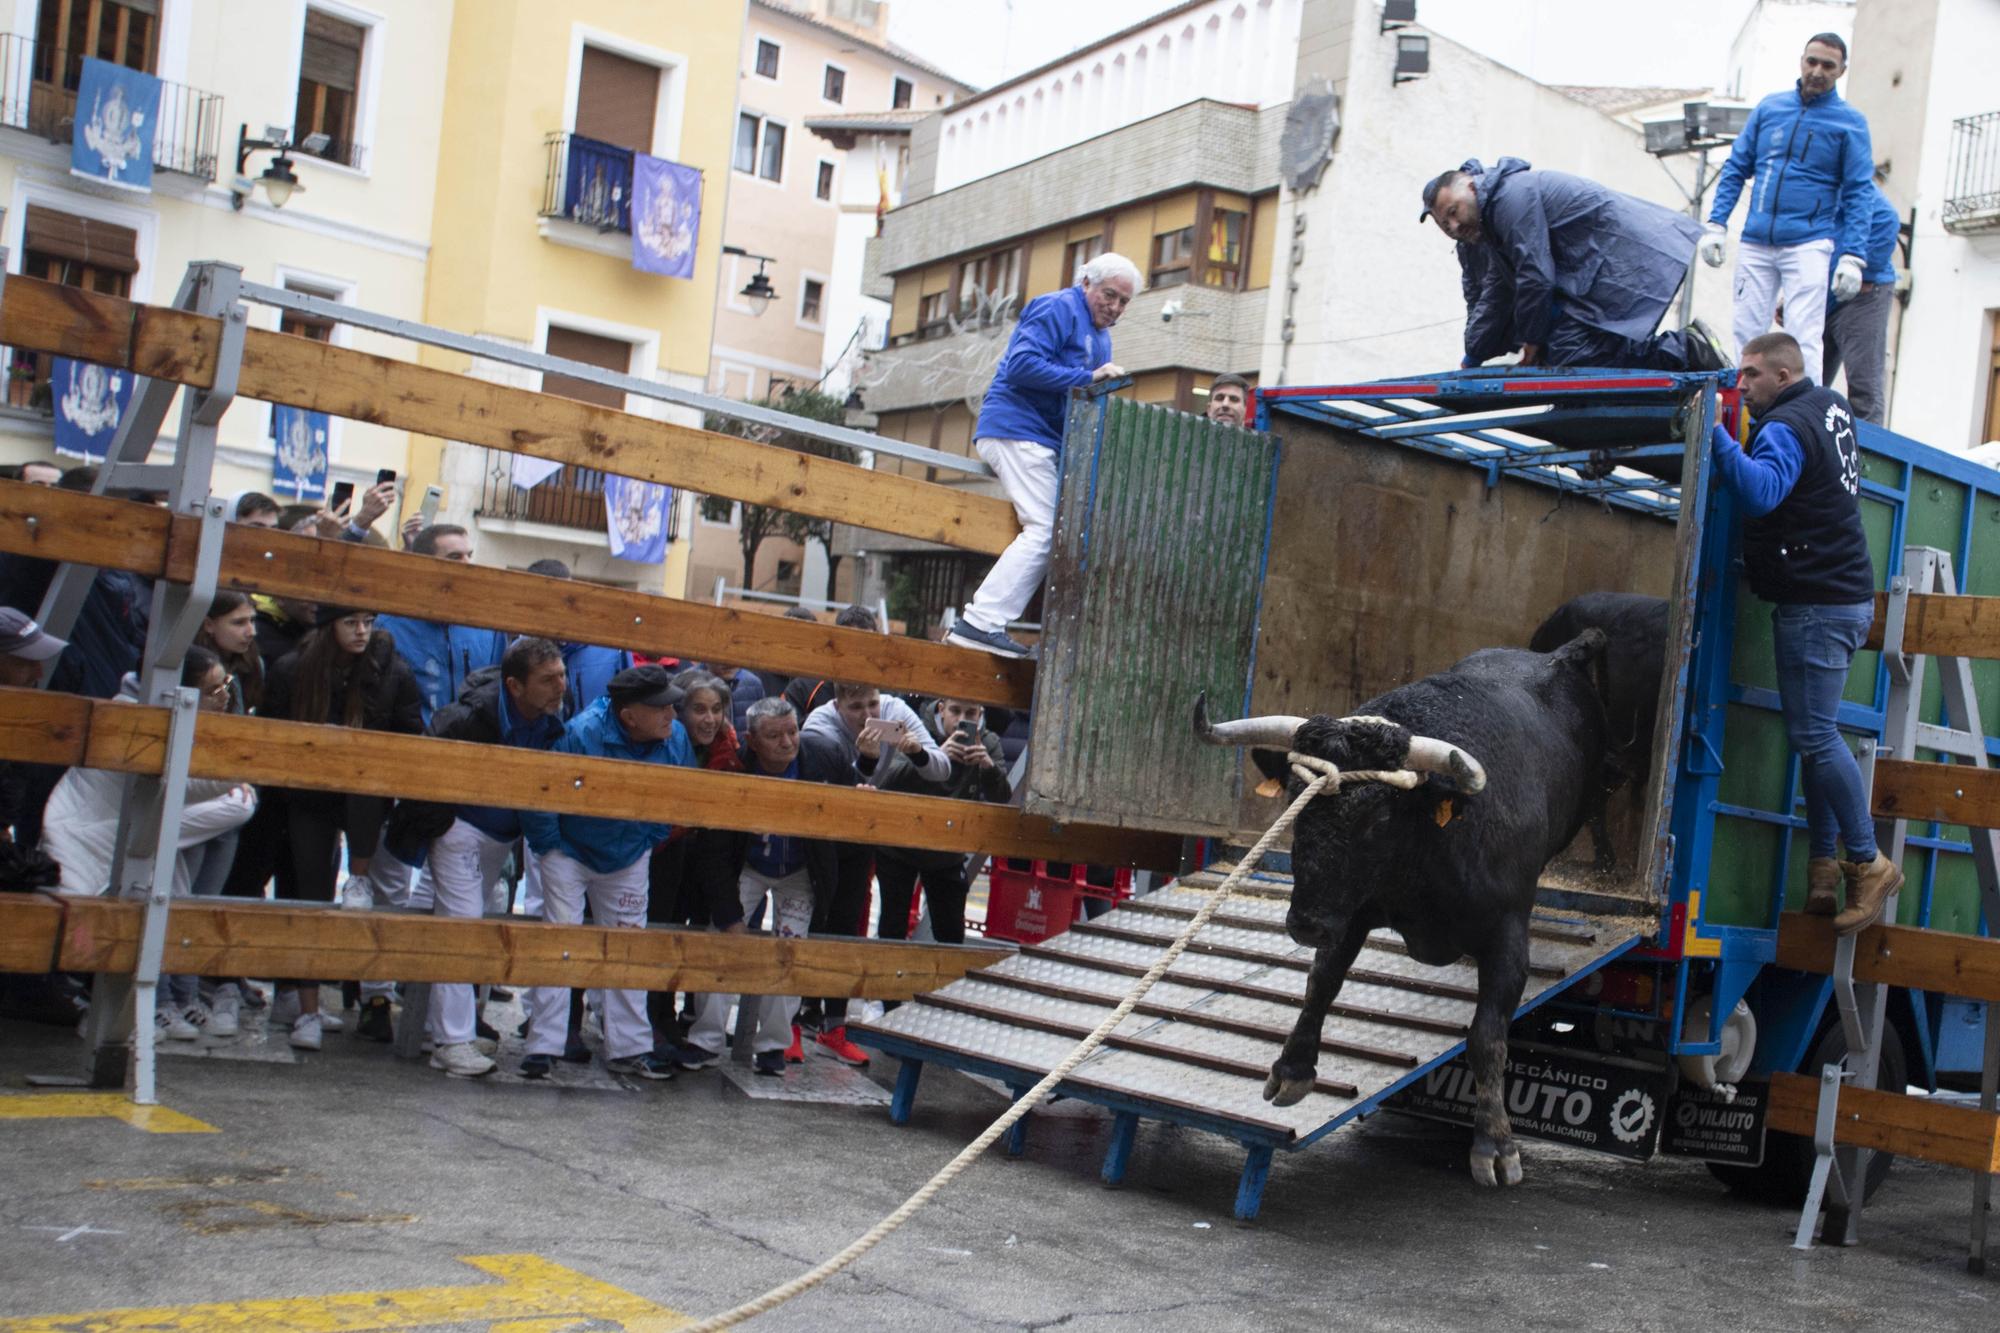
[317,1009,345,1033]
[181,1002,212,1035]
[430,1042,496,1078]
[269,990,301,1028]
[157,1007,199,1041]
[208,985,241,1038]
[341,875,374,910]
[289,1012,323,1051]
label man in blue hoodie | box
[1821,176,1901,426]
[1701,32,1875,388]
[374,525,507,725]
[946,253,1138,659]
[518,665,693,1080]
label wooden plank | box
[0,893,65,974]
[0,479,172,576]
[51,896,1011,998]
[1768,1071,2000,1174]
[1775,915,2000,1002]
[0,273,1019,555]
[1871,758,2000,829]
[1864,589,2000,659]
[73,704,1181,869]
[0,688,92,768]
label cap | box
[607,664,683,710]
[0,607,66,661]
[1418,170,1452,223]
[314,603,363,627]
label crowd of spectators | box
[0,466,1023,1083]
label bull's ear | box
[1248,748,1290,784]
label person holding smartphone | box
[872,698,1011,952]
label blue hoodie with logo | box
[973,284,1111,454]
[519,696,694,873]
[1708,81,1874,260]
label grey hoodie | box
[801,694,951,787]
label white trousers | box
[421,820,512,1047]
[520,850,545,918]
[689,866,814,1056]
[358,846,431,1002]
[524,850,653,1060]
[1731,237,1834,384]
[962,438,1060,634]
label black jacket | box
[1743,380,1876,605]
[694,729,854,927]
[263,631,425,734]
[875,702,1011,872]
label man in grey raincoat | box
[1423,158,1730,372]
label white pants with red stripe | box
[523,849,653,1061]
[688,866,814,1056]
[423,820,513,1047]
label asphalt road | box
[1,996,1993,1331]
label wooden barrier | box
[0,688,1178,869]
[0,273,1020,554]
[1865,589,2000,658]
[1769,1071,2000,1175]
[1871,758,2000,829]
[0,483,1035,712]
[1776,916,2000,1001]
[0,893,63,974]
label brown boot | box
[1834,853,1904,937]
[1804,858,1841,916]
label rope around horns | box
[685,750,1415,1331]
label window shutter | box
[542,326,633,409]
[575,46,660,153]
[301,10,365,93]
[22,205,139,274]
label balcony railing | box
[1944,111,2000,234]
[539,132,633,234]
[0,33,222,180]
[477,450,679,541]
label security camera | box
[1161,299,1183,323]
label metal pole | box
[1678,148,1710,330]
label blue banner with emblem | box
[272,405,330,501]
[630,153,701,279]
[603,473,669,564]
[71,56,160,191]
[51,357,132,462]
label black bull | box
[1193,630,1609,1188]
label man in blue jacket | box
[374,524,507,725]
[1422,159,1726,371]
[946,253,1138,658]
[518,665,694,1080]
[1822,176,1900,426]
[1701,32,1875,388]
[522,559,634,717]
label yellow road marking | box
[0,1253,690,1332]
[0,1093,216,1134]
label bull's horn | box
[1192,691,1306,749]
[1402,736,1488,794]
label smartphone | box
[375,467,398,486]
[954,719,979,742]
[418,484,442,528]
[328,480,355,513]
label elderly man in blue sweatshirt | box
[947,252,1139,659]
[517,665,694,1080]
[1710,330,1900,939]
[1702,32,1875,388]
[1822,178,1901,426]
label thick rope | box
[686,752,1402,1331]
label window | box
[574,45,660,153]
[733,114,758,173]
[815,160,835,201]
[1203,208,1248,289]
[958,245,1021,316]
[14,204,139,396]
[35,0,158,81]
[822,64,845,104]
[1151,226,1194,287]
[279,289,338,343]
[892,76,914,109]
[754,38,780,79]
[1065,234,1106,285]
[800,278,825,326]
[759,120,784,181]
[917,291,950,340]
[294,8,367,168]
[519,326,634,531]
[735,113,784,181]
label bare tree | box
[701,388,856,593]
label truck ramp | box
[851,867,1649,1219]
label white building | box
[803,108,928,400]
[0,0,452,500]
[1725,0,1854,103]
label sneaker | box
[316,1009,345,1034]
[340,875,373,910]
[156,1007,199,1041]
[289,1012,323,1051]
[561,1037,593,1064]
[238,983,269,1010]
[673,1045,723,1071]
[181,1002,212,1035]
[814,1025,871,1067]
[269,989,301,1028]
[1835,853,1904,936]
[1687,317,1734,371]
[207,985,241,1038]
[1804,857,1842,917]
[945,619,1036,660]
[356,996,394,1043]
[476,1016,499,1042]
[519,1053,555,1080]
[753,1049,786,1077]
[430,1042,497,1079]
[605,1052,675,1081]
[489,986,515,1002]
[784,1024,804,1064]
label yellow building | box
[407,0,744,593]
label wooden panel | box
[574,44,659,152]
[0,894,64,974]
[1776,915,2000,1001]
[1025,231,1067,299]
[74,706,1182,868]
[0,274,1019,556]
[1863,589,2000,658]
[0,479,171,576]
[1871,758,2000,828]
[888,275,920,339]
[1152,191,1198,233]
[1768,1071,2000,1174]
[0,687,92,768]
[1249,194,1279,291]
[52,897,1011,998]
[919,263,954,296]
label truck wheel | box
[1707,1018,1906,1206]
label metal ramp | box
[851,868,1650,1219]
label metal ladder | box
[1796,545,2000,1271]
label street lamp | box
[231,124,322,210]
[1641,101,1749,325]
[724,244,778,317]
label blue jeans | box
[1770,601,1877,861]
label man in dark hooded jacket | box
[1422,157,1729,372]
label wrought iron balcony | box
[476,449,680,540]
[1943,111,2000,234]
[0,33,222,180]
[539,132,633,234]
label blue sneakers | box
[519,1053,555,1080]
[945,619,1037,660]
[605,1052,676,1081]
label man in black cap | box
[0,609,66,845]
[517,663,693,1081]
[1421,158,1729,372]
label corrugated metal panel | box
[1025,392,1281,836]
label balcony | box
[539,132,633,234]
[0,33,222,180]
[1943,111,2000,234]
[475,449,680,541]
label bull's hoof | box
[1262,1068,1315,1107]
[1469,1142,1524,1188]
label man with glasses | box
[373,524,507,725]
